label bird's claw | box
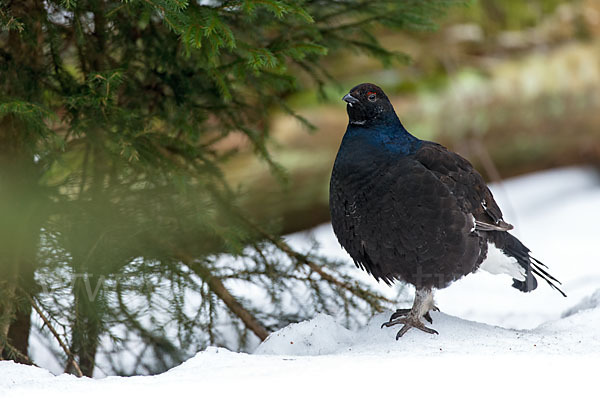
[423,312,433,324]
[388,308,411,322]
[395,321,439,340]
[423,306,440,323]
[383,306,439,326]
[383,316,439,339]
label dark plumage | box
[329,83,565,338]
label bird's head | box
[342,83,398,127]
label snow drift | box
[1,294,599,400]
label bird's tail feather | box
[491,232,566,297]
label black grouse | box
[329,83,565,339]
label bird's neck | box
[342,118,421,157]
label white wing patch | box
[479,242,526,280]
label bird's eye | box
[367,93,376,102]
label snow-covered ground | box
[1,166,599,399]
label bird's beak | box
[342,93,359,106]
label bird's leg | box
[381,288,439,339]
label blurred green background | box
[230,0,600,234]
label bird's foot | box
[386,305,440,324]
[381,288,439,339]
[381,315,439,339]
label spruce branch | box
[25,292,84,378]
[168,247,270,341]
[0,335,36,366]
[244,218,391,311]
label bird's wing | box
[413,141,512,232]
[414,142,566,296]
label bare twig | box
[470,138,519,227]
[471,138,503,184]
[24,292,83,377]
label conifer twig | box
[24,292,83,377]
[245,219,391,309]
[0,337,37,366]
[177,253,270,341]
